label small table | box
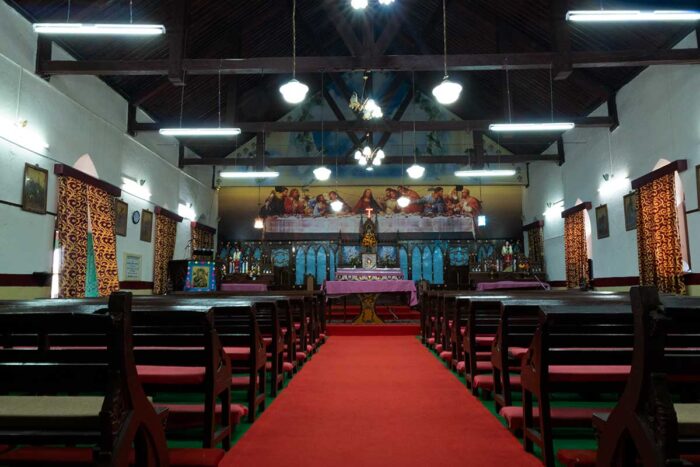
[220,283,269,292]
[323,280,418,324]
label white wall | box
[0,2,217,284]
[523,32,700,281]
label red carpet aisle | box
[220,336,540,467]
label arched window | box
[295,248,306,286]
[316,246,327,284]
[411,246,422,282]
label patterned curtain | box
[191,225,214,251]
[153,214,177,295]
[564,210,589,289]
[86,185,119,296]
[58,177,88,298]
[527,225,545,271]
[636,173,685,294]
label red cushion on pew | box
[137,365,205,385]
[475,335,495,346]
[224,347,250,361]
[262,337,272,347]
[499,406,611,432]
[460,327,466,336]
[319,333,327,341]
[509,347,529,360]
[473,374,522,391]
[476,361,492,371]
[157,403,247,430]
[306,344,313,353]
[294,323,301,330]
[435,344,443,353]
[427,337,436,345]
[456,361,465,374]
[556,450,597,467]
[439,351,452,363]
[549,365,630,383]
[296,351,307,362]
[265,361,295,373]
[0,447,224,467]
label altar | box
[323,270,418,324]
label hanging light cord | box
[218,62,222,128]
[292,0,297,79]
[412,70,417,164]
[66,0,71,21]
[321,71,325,166]
[549,65,555,123]
[505,63,513,123]
[442,0,448,79]
[129,0,133,24]
[178,73,186,128]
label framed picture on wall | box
[114,200,128,237]
[623,192,638,231]
[21,163,48,214]
[140,209,153,242]
[596,204,610,239]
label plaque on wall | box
[123,253,142,281]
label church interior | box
[0,0,699,465]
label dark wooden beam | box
[321,0,363,56]
[181,153,559,166]
[376,81,413,149]
[178,142,185,169]
[522,220,545,231]
[34,36,52,80]
[607,92,620,131]
[557,137,566,166]
[38,48,700,76]
[131,116,614,133]
[473,131,485,169]
[550,0,572,80]
[167,0,188,86]
[133,79,172,106]
[127,103,137,137]
[155,206,183,223]
[322,85,363,148]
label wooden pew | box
[0,292,224,466]
[519,304,634,467]
[558,288,700,467]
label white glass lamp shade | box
[432,77,463,105]
[376,149,385,159]
[331,199,344,212]
[362,146,372,157]
[279,79,309,104]
[351,0,368,9]
[253,217,264,229]
[372,156,381,166]
[397,195,411,208]
[354,150,362,160]
[313,166,332,181]
[358,156,368,166]
[406,163,425,179]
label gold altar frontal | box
[354,294,383,324]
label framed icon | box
[21,163,48,214]
[140,209,153,242]
[185,260,217,292]
[114,200,128,236]
[362,253,377,269]
[623,192,637,232]
[596,204,610,239]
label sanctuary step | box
[328,305,420,322]
[326,324,420,336]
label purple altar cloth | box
[475,281,549,291]
[220,283,269,292]
[323,280,418,307]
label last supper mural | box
[218,184,522,240]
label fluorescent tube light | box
[489,122,575,132]
[455,169,516,177]
[566,10,700,22]
[219,171,280,179]
[33,23,166,35]
[159,128,241,137]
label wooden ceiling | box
[6,0,699,163]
